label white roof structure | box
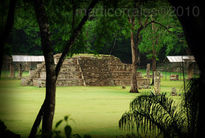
[167,56,195,63]
[12,55,44,62]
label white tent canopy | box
[12,55,44,62]
[167,56,195,63]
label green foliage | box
[10,0,94,55]
[119,93,186,137]
[119,78,200,137]
[85,0,188,64]
[52,115,72,138]
[183,79,199,137]
[55,120,63,129]
[50,115,91,138]
[0,0,9,32]
[138,1,187,61]
[64,125,72,138]
[43,0,96,55]
[7,0,188,64]
[8,0,42,55]
[88,14,129,54]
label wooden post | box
[18,64,23,79]
[154,71,160,95]
[25,62,31,71]
[10,63,15,78]
[146,63,150,78]
[188,62,194,79]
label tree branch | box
[55,0,99,77]
[144,20,171,33]
[143,16,149,27]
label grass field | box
[0,74,185,137]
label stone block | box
[40,72,46,79]
[171,87,177,96]
[22,54,150,88]
[21,77,28,86]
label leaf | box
[168,28,175,32]
[64,115,69,121]
[55,120,63,128]
[64,125,72,138]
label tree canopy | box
[5,0,188,65]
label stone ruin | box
[154,71,161,95]
[21,54,150,88]
[171,87,177,96]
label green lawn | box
[0,78,184,138]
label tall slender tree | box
[138,9,185,85]
[129,16,139,93]
[29,0,99,137]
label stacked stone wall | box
[78,57,114,86]
[22,54,150,88]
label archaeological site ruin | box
[21,54,150,88]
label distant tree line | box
[4,0,188,65]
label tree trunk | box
[31,0,99,137]
[18,64,22,79]
[151,20,157,85]
[33,0,56,137]
[42,66,56,137]
[129,17,138,93]
[10,63,15,78]
[168,1,205,137]
[0,0,16,77]
[151,56,157,85]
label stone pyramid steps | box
[21,54,150,88]
[21,62,45,86]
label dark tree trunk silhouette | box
[33,0,56,136]
[168,1,205,137]
[0,0,16,77]
[30,0,99,137]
